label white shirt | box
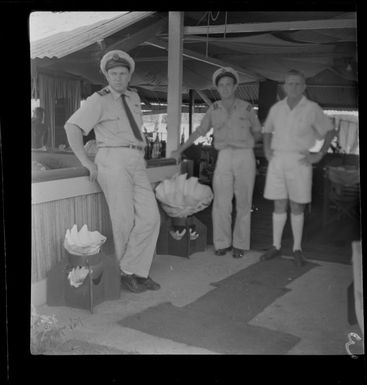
[263,96,333,152]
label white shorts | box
[264,151,313,203]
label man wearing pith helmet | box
[171,67,262,258]
[64,50,161,293]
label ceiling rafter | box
[104,18,167,53]
[143,37,263,81]
[182,18,357,35]
[195,90,212,106]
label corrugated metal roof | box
[31,11,156,59]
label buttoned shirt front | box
[66,85,145,148]
[196,98,262,150]
[263,96,333,152]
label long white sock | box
[291,213,304,252]
[273,212,287,250]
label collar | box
[218,97,239,109]
[108,85,131,100]
[284,95,307,109]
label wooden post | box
[166,12,184,157]
[188,89,193,135]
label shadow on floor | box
[193,192,360,265]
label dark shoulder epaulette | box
[246,103,253,112]
[97,87,111,96]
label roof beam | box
[134,56,190,62]
[195,90,212,106]
[105,18,167,52]
[144,37,261,80]
[142,105,208,115]
[183,18,357,35]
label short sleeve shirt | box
[196,98,262,150]
[263,96,333,152]
[66,85,145,148]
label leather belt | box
[98,144,144,152]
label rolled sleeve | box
[312,105,334,138]
[66,94,102,135]
[195,107,212,136]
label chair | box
[322,165,360,226]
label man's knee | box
[290,200,305,214]
[214,197,233,213]
[274,199,288,213]
[235,198,251,216]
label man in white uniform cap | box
[260,69,335,266]
[171,67,262,258]
[65,50,161,292]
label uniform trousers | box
[212,147,256,250]
[95,147,160,278]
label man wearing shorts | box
[260,69,335,266]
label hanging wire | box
[206,12,220,57]
[210,11,220,22]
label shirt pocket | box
[99,114,122,133]
[295,115,313,140]
[212,110,226,129]
[236,117,252,140]
[213,120,227,143]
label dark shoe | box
[293,250,307,267]
[215,247,232,256]
[120,274,147,293]
[232,248,245,258]
[260,246,282,261]
[134,276,161,291]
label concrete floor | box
[35,247,363,355]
